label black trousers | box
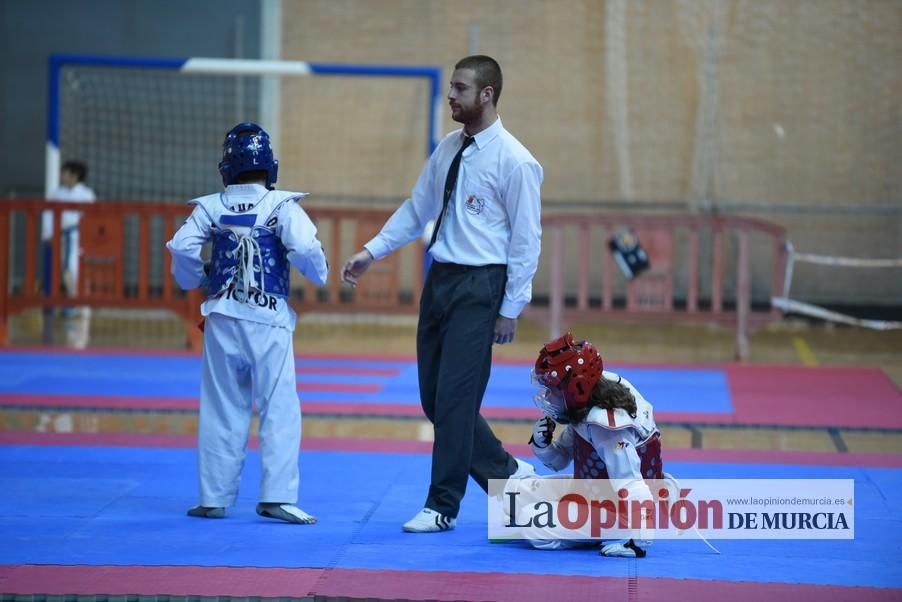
[416,261,518,517]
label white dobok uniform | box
[167,183,328,508]
[42,182,96,288]
[530,371,662,548]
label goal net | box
[32,56,442,346]
[48,55,442,204]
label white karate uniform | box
[42,182,97,348]
[42,182,97,278]
[167,184,328,507]
[529,371,660,550]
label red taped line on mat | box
[0,393,197,411]
[2,565,900,601]
[0,565,322,597]
[296,366,400,376]
[299,401,537,419]
[0,432,198,448]
[3,431,902,467]
[300,401,424,417]
[298,382,382,393]
[0,394,545,420]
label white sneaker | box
[510,458,537,479]
[501,458,538,517]
[601,538,649,558]
[402,507,456,533]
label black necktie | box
[427,135,474,251]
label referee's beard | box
[451,95,486,127]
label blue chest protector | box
[190,188,303,300]
[208,225,290,298]
[191,185,306,298]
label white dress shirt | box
[364,117,543,318]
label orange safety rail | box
[523,213,787,360]
[0,199,422,350]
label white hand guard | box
[600,538,650,558]
[530,417,556,448]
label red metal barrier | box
[525,213,787,360]
[0,199,422,349]
[3,200,784,358]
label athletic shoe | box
[187,505,225,519]
[510,457,537,479]
[256,503,317,524]
[402,507,456,533]
[600,538,649,558]
[501,457,537,500]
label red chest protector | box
[572,431,664,481]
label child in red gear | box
[528,332,664,557]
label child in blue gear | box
[167,122,328,524]
[528,332,664,556]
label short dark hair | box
[236,170,268,184]
[455,55,503,106]
[62,160,88,182]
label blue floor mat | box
[0,352,733,413]
[0,444,898,588]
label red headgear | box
[533,332,603,413]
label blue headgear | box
[218,122,279,188]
